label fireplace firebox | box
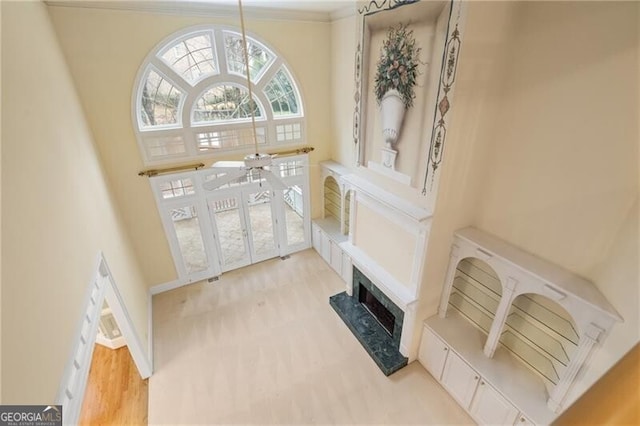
[359,285,395,336]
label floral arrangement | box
[374,24,421,109]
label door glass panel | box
[170,205,208,274]
[284,185,304,246]
[209,197,247,266]
[247,191,276,256]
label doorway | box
[150,154,311,283]
[207,187,279,272]
[80,298,148,424]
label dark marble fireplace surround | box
[329,267,408,375]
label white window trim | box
[132,24,306,166]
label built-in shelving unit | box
[419,226,623,424]
[312,161,353,284]
[448,258,579,387]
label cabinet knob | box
[480,381,485,386]
[520,418,525,423]
[474,376,479,380]
[444,347,448,351]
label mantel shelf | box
[341,174,432,224]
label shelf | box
[452,276,500,314]
[448,293,493,334]
[501,331,559,384]
[512,294,579,345]
[456,258,502,297]
[449,256,579,389]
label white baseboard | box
[149,278,188,295]
[95,334,126,350]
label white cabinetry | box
[469,380,519,425]
[418,227,623,425]
[441,350,480,408]
[418,326,449,380]
[420,324,523,425]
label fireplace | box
[329,267,408,375]
[359,286,395,336]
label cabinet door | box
[469,379,519,425]
[330,240,343,275]
[320,232,331,263]
[312,223,322,253]
[441,350,480,408]
[514,414,535,425]
[418,326,449,381]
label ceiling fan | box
[202,0,288,192]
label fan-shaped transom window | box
[159,32,218,84]
[140,69,184,128]
[223,31,274,82]
[133,25,305,165]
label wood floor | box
[149,249,473,424]
[79,344,148,425]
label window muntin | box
[139,69,184,128]
[224,31,274,82]
[160,32,218,84]
[146,135,187,159]
[196,127,266,151]
[264,68,300,117]
[192,84,264,124]
[160,178,196,199]
[134,25,304,164]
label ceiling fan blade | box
[263,170,288,191]
[209,160,245,172]
[202,169,247,191]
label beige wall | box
[1,1,149,403]
[47,5,333,286]
[330,13,358,166]
[471,1,639,403]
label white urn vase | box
[379,89,406,148]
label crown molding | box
[45,1,345,23]
[330,4,356,21]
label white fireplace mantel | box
[339,174,433,357]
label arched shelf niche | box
[323,175,341,223]
[446,257,502,335]
[498,293,578,388]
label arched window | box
[133,26,305,165]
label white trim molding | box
[45,1,340,23]
[55,253,152,425]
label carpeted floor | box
[149,249,473,424]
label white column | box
[438,244,460,318]
[483,277,518,357]
[401,301,418,358]
[547,323,604,412]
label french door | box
[206,187,279,273]
[150,155,311,283]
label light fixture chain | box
[238,0,259,156]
